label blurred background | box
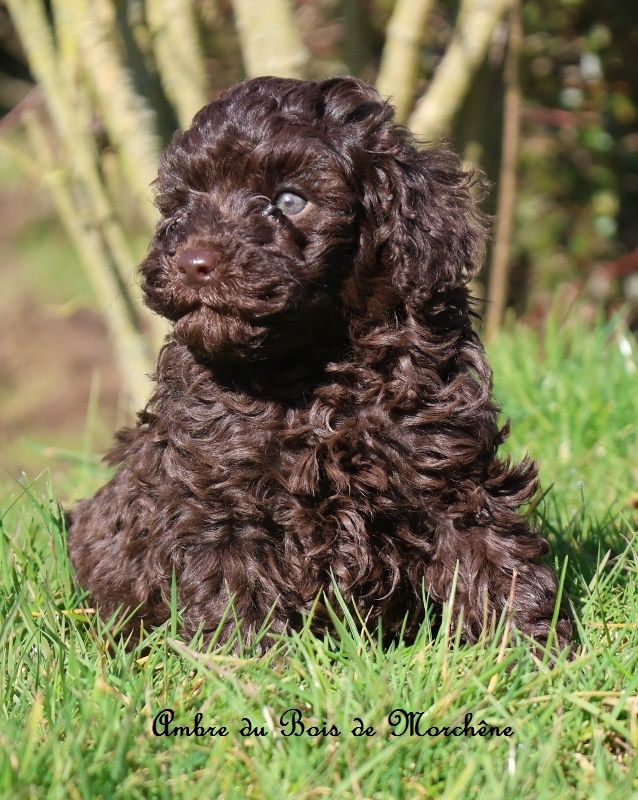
[1,0,637,483]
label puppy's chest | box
[165,401,407,507]
[275,415,399,500]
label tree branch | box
[230,0,309,79]
[485,0,522,341]
[25,113,154,409]
[7,0,166,368]
[64,0,161,226]
[146,0,209,129]
[376,0,435,123]
[408,0,511,141]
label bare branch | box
[408,0,511,141]
[62,0,161,226]
[24,113,154,409]
[230,0,309,79]
[146,0,209,129]
[485,0,522,341]
[376,0,435,123]
[7,0,166,370]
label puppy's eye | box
[162,218,179,238]
[274,192,307,216]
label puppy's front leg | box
[423,515,572,650]
[68,427,169,638]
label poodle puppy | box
[68,76,572,649]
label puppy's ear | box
[366,135,487,307]
[319,77,486,310]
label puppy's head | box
[141,76,485,363]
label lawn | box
[1,314,638,799]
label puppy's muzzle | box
[176,248,219,289]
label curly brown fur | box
[68,76,572,650]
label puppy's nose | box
[176,249,219,288]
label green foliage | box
[491,312,638,513]
[2,316,638,798]
[512,1,638,312]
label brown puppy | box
[69,76,571,649]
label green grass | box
[2,315,638,799]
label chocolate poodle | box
[68,76,572,649]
